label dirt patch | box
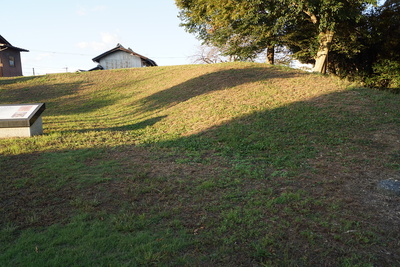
[308,126,400,228]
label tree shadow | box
[1,88,399,265]
[108,116,167,131]
[1,65,307,123]
[59,115,168,134]
[136,66,304,114]
[373,86,400,94]
[0,80,87,105]
[0,78,121,116]
[154,87,400,170]
[0,76,39,85]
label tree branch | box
[303,10,318,24]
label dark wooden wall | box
[0,49,23,77]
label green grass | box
[1,213,190,266]
[1,62,399,266]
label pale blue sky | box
[2,0,201,75]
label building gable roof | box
[0,35,29,52]
[92,44,157,66]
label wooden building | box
[92,43,157,70]
[0,35,29,77]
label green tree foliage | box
[325,0,400,89]
[368,0,400,89]
[176,0,400,88]
[285,0,377,73]
[176,0,285,63]
[176,0,376,73]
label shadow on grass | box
[62,115,168,134]
[0,78,128,116]
[0,80,95,114]
[0,76,39,85]
[136,66,302,113]
[155,89,377,168]
[107,116,167,132]
[1,88,400,266]
[10,65,304,129]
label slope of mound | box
[1,63,399,266]
[1,62,352,152]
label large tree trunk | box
[313,31,334,73]
[266,44,275,65]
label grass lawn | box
[1,62,399,266]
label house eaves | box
[92,43,157,66]
[0,35,29,52]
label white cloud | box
[77,41,106,51]
[76,32,121,51]
[93,5,107,12]
[101,32,120,45]
[32,53,54,61]
[76,7,87,16]
[76,5,107,16]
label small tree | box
[191,45,231,64]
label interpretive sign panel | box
[0,105,38,119]
[0,103,46,137]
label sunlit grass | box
[1,62,399,266]
[0,63,352,155]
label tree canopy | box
[176,0,400,89]
[176,0,380,73]
[176,0,285,63]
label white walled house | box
[91,44,157,70]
